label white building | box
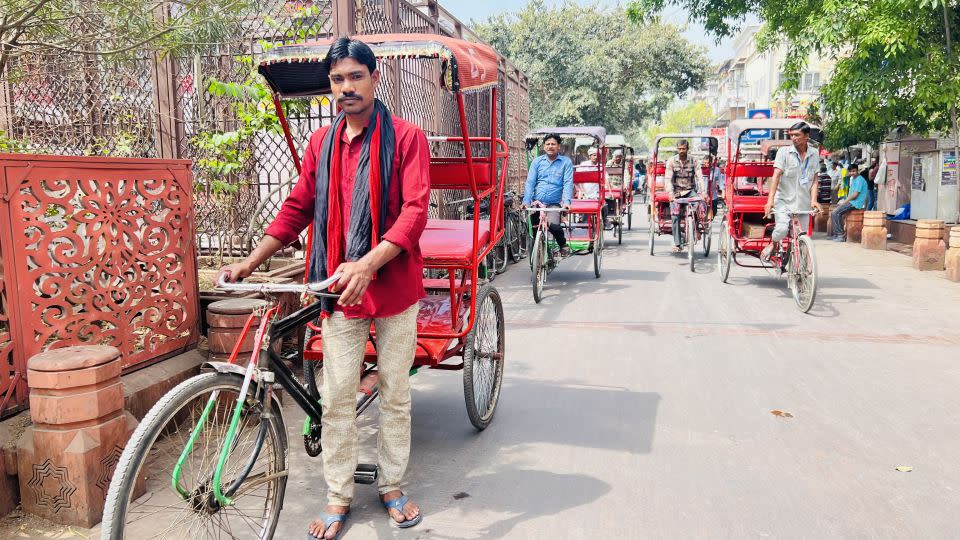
[711,25,835,122]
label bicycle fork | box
[173,305,280,508]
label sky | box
[438,0,737,63]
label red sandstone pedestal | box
[913,220,946,271]
[946,228,960,281]
[844,209,865,243]
[206,298,269,363]
[814,209,830,233]
[17,346,139,527]
[860,211,887,250]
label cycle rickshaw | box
[605,134,634,244]
[717,118,822,313]
[103,33,509,538]
[524,127,605,303]
[648,134,718,271]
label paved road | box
[272,210,960,539]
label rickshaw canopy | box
[727,119,823,143]
[533,126,606,144]
[258,33,500,97]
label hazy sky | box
[439,0,737,63]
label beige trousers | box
[319,302,419,506]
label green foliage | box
[627,0,960,148]
[641,100,715,148]
[0,130,28,153]
[473,0,709,137]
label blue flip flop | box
[383,494,423,529]
[306,511,349,540]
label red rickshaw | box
[717,119,822,313]
[647,134,718,271]
[604,134,634,244]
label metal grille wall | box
[0,0,529,257]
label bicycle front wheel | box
[792,234,818,313]
[531,229,547,303]
[102,372,288,540]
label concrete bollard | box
[17,346,140,527]
[860,211,887,250]
[913,220,947,271]
[206,298,269,363]
[844,209,865,243]
[946,227,960,281]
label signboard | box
[743,109,772,143]
[942,150,957,186]
[710,127,727,155]
[912,156,924,190]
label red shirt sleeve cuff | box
[381,228,415,253]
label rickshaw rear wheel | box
[617,218,623,245]
[463,284,505,430]
[719,226,733,283]
[627,202,633,230]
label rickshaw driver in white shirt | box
[762,121,823,262]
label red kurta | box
[265,116,430,319]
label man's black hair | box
[789,121,811,134]
[831,161,839,167]
[677,139,690,148]
[324,37,377,74]
[849,163,859,171]
[543,133,562,145]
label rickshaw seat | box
[569,199,602,214]
[573,170,602,184]
[430,160,494,190]
[730,195,767,213]
[420,219,491,265]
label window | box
[800,72,821,92]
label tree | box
[473,0,709,142]
[626,0,960,149]
[641,100,714,150]
[0,0,246,75]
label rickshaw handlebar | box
[217,273,343,297]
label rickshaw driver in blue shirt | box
[522,133,575,256]
[762,121,823,262]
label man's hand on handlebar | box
[217,261,254,284]
[331,260,374,307]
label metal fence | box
[0,0,529,257]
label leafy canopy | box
[473,0,709,143]
[627,0,960,148]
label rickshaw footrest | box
[354,463,379,484]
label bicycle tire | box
[703,221,712,257]
[531,229,546,303]
[793,234,818,313]
[102,372,287,540]
[507,213,522,263]
[462,284,505,430]
[687,213,695,271]
[719,226,733,283]
[593,219,603,278]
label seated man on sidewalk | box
[523,133,574,256]
[830,163,868,241]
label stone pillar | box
[206,298,269,363]
[827,204,840,235]
[813,209,830,233]
[844,209,865,243]
[17,346,139,527]
[913,219,947,271]
[946,227,960,281]
[860,211,887,250]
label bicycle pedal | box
[354,463,379,484]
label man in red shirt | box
[219,37,428,539]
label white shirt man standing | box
[762,121,822,261]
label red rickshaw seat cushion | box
[570,199,602,214]
[420,219,491,265]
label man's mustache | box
[338,93,360,103]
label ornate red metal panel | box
[0,154,200,417]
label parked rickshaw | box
[605,134,634,244]
[717,118,823,313]
[648,134,718,271]
[524,127,605,303]
[103,34,508,538]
